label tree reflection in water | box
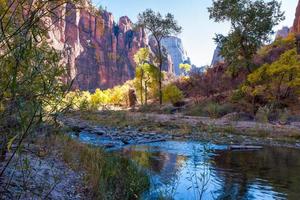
[116,141,300,200]
[212,147,300,199]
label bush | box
[184,103,206,116]
[255,106,271,123]
[278,108,290,124]
[184,102,235,118]
[162,84,184,104]
[63,91,92,111]
[231,89,245,102]
[204,102,234,118]
[63,81,134,111]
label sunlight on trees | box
[162,84,184,104]
[137,9,182,105]
[208,0,285,76]
[134,48,160,105]
[241,49,300,111]
[63,81,133,111]
[179,63,191,76]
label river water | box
[72,132,300,200]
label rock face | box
[148,36,174,73]
[293,0,300,33]
[275,26,290,39]
[160,36,189,75]
[48,2,147,91]
[211,45,224,67]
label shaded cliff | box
[211,45,224,67]
[49,2,147,91]
[293,0,300,33]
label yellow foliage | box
[162,84,183,104]
[245,49,300,102]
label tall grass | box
[47,134,149,200]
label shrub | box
[278,108,290,124]
[204,102,234,118]
[231,89,246,102]
[184,103,206,116]
[90,89,109,109]
[205,102,222,118]
[162,84,184,104]
[255,106,271,123]
[184,102,235,118]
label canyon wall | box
[49,2,147,91]
[161,36,189,75]
[275,26,290,39]
[293,0,300,33]
[211,45,224,67]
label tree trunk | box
[157,41,163,106]
[252,95,256,116]
[145,81,148,105]
[159,63,162,105]
[0,133,7,161]
[140,70,144,105]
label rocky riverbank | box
[61,111,300,149]
[0,143,87,200]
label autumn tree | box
[137,9,182,105]
[179,63,192,76]
[134,48,149,104]
[241,49,300,111]
[208,0,284,76]
[162,84,184,105]
[134,48,159,105]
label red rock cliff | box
[293,0,300,33]
[48,2,147,91]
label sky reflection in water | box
[71,132,300,200]
[119,141,300,200]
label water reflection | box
[71,132,300,200]
[119,141,300,200]
[213,147,300,200]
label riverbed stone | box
[92,128,106,135]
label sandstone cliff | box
[275,26,290,39]
[293,0,300,33]
[48,2,146,91]
[160,36,189,75]
[211,45,224,67]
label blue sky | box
[91,0,298,67]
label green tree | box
[208,0,284,75]
[137,9,182,105]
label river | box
[72,131,300,200]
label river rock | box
[221,112,253,122]
[291,122,300,128]
[92,128,106,135]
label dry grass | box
[42,132,149,200]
